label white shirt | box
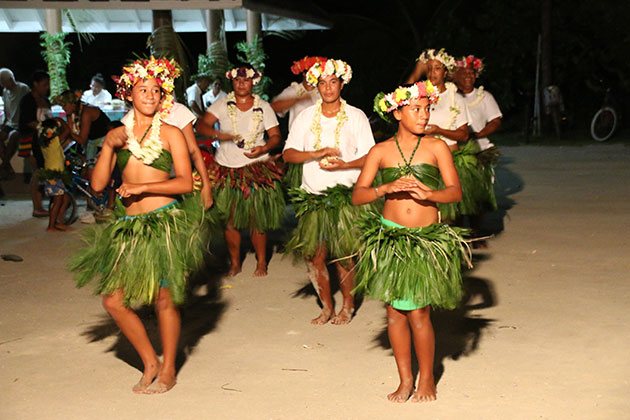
[2,82,30,128]
[202,89,227,108]
[428,82,469,147]
[120,102,196,130]
[208,95,279,168]
[186,84,204,117]
[82,89,112,108]
[461,87,502,151]
[284,102,375,195]
[272,82,320,129]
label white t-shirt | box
[186,84,204,117]
[202,89,227,108]
[272,82,320,129]
[2,82,30,128]
[461,87,502,151]
[120,102,196,130]
[284,102,375,195]
[428,82,469,147]
[82,89,112,108]
[208,95,279,168]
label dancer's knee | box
[155,288,176,312]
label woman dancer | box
[352,81,470,402]
[70,57,204,394]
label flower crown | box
[305,59,352,87]
[225,66,262,85]
[456,55,485,76]
[52,90,83,107]
[290,56,328,75]
[112,56,181,117]
[37,118,62,147]
[417,48,456,72]
[373,81,439,122]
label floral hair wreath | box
[52,89,83,107]
[417,48,456,72]
[373,80,440,123]
[112,56,182,118]
[456,55,485,76]
[225,66,262,85]
[305,59,353,87]
[37,118,62,147]
[290,56,328,75]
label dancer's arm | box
[91,126,124,192]
[473,117,501,139]
[424,123,469,142]
[244,125,282,158]
[405,138,461,203]
[195,112,235,141]
[181,122,213,208]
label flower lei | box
[373,80,439,122]
[465,86,486,108]
[124,111,163,165]
[456,55,484,76]
[225,66,262,85]
[305,59,352,87]
[310,99,348,150]
[37,119,62,147]
[417,48,456,72]
[112,56,181,119]
[439,82,461,130]
[226,91,264,150]
[290,56,328,75]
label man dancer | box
[283,59,375,325]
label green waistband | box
[380,216,404,228]
[121,200,178,220]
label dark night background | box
[1,0,629,136]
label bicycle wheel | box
[590,106,617,141]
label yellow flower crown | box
[374,81,439,122]
[305,59,352,87]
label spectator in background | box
[186,75,210,118]
[82,73,112,108]
[0,68,31,179]
[202,78,227,108]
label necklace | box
[310,99,348,150]
[124,112,163,164]
[465,86,485,108]
[394,132,421,176]
[226,92,263,150]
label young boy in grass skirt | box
[454,55,502,241]
[352,81,471,403]
[271,56,327,190]
[196,64,284,277]
[283,58,375,325]
[70,57,205,394]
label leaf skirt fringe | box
[212,160,286,231]
[69,198,208,306]
[284,184,376,264]
[353,214,471,310]
[438,141,493,222]
[283,162,303,191]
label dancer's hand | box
[383,178,418,194]
[319,156,347,170]
[117,182,145,197]
[315,147,341,160]
[201,185,213,209]
[424,124,440,135]
[244,145,267,159]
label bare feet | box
[253,262,268,277]
[54,223,70,231]
[311,308,334,325]
[387,380,414,403]
[411,377,437,402]
[132,361,161,394]
[32,209,49,218]
[227,263,242,277]
[146,370,176,394]
[331,306,354,325]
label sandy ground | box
[1,144,629,420]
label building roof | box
[0,0,332,33]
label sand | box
[1,144,629,420]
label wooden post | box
[246,10,261,44]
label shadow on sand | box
[80,255,228,374]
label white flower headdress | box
[417,48,456,72]
[305,59,352,87]
[225,66,262,85]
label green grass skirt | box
[283,163,303,191]
[438,141,494,222]
[477,146,499,212]
[69,196,208,306]
[212,160,286,231]
[284,184,376,264]
[353,214,471,310]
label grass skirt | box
[212,160,285,231]
[284,184,376,265]
[283,163,303,191]
[353,214,471,310]
[477,146,499,212]
[438,141,493,222]
[69,197,207,306]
